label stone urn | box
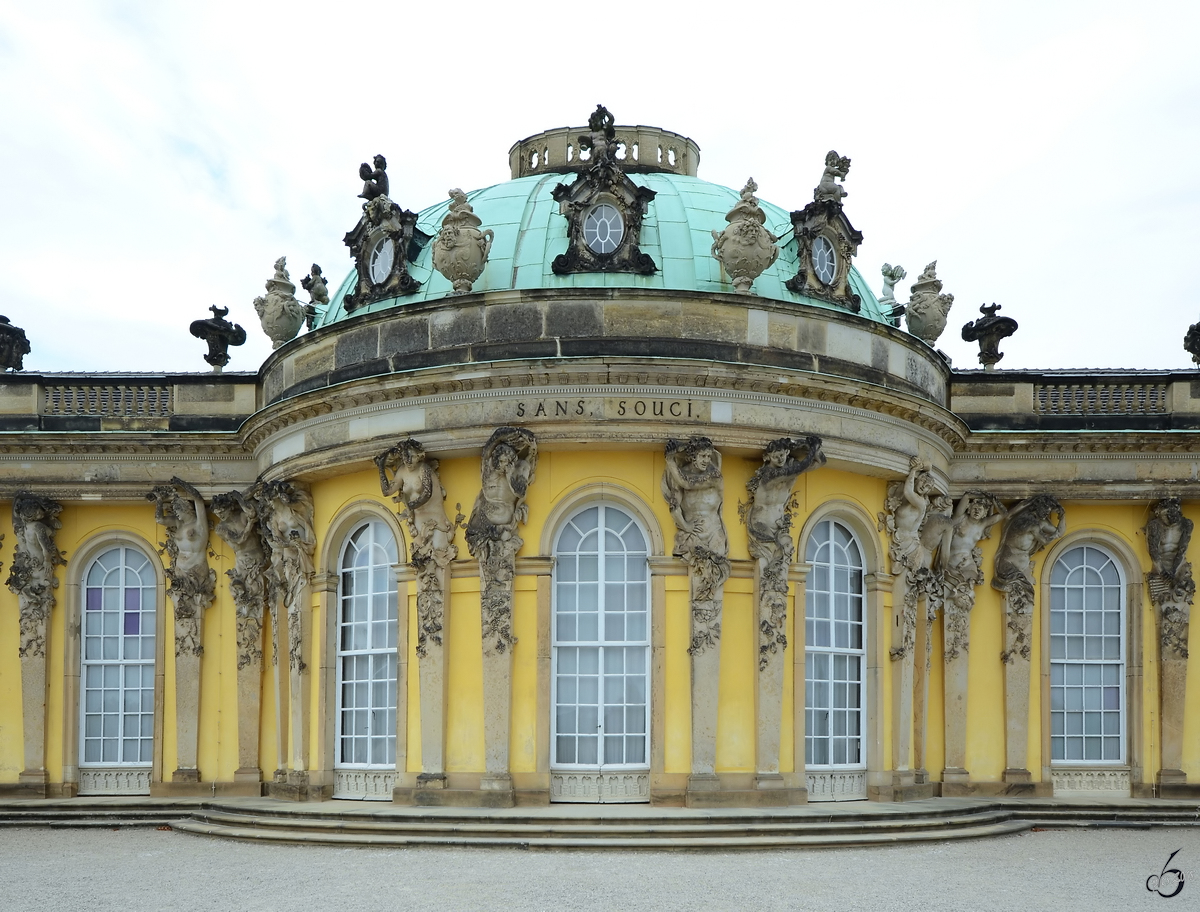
[904,261,954,346]
[253,257,306,349]
[432,189,494,294]
[711,179,778,294]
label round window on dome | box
[812,236,837,285]
[583,204,624,255]
[369,236,395,285]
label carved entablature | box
[551,106,657,277]
[343,192,430,312]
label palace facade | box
[0,109,1196,806]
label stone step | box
[184,805,1014,840]
[170,817,1032,849]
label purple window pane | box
[124,612,139,636]
[86,588,101,611]
[124,588,140,612]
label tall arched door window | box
[804,518,867,801]
[551,504,650,803]
[1049,545,1125,764]
[80,546,156,795]
[334,520,399,799]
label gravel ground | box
[1,826,1198,911]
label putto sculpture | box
[466,427,538,654]
[663,436,730,654]
[711,178,780,295]
[814,151,851,202]
[878,263,907,326]
[358,154,389,201]
[6,494,65,658]
[300,264,329,330]
[253,257,306,349]
[904,261,955,347]
[431,188,495,295]
[961,303,1018,370]
[743,436,825,667]
[377,438,460,656]
[189,305,247,372]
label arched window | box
[804,519,866,794]
[1050,545,1124,763]
[80,546,156,791]
[551,504,650,802]
[334,520,399,797]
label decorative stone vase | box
[432,189,494,294]
[904,260,954,345]
[253,257,306,349]
[711,179,778,295]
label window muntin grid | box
[1050,545,1125,763]
[805,519,865,768]
[81,547,156,767]
[335,521,399,768]
[552,504,649,769]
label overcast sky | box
[1,1,1197,375]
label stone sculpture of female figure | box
[662,436,728,561]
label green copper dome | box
[314,172,887,328]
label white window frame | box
[804,518,867,772]
[79,545,156,771]
[550,503,651,776]
[333,520,399,774]
[1049,543,1126,765]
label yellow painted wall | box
[6,452,1200,796]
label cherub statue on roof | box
[358,154,389,201]
[580,104,617,165]
[814,151,851,203]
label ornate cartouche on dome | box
[343,155,428,312]
[786,151,863,313]
[549,106,658,277]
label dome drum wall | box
[249,290,961,482]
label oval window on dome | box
[583,204,624,255]
[812,236,837,285]
[369,236,395,284]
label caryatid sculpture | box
[6,494,65,659]
[939,492,1007,660]
[377,438,460,656]
[662,436,730,654]
[743,436,826,667]
[1145,497,1194,788]
[878,457,937,660]
[254,480,316,673]
[465,427,538,655]
[1146,497,1194,659]
[148,478,216,657]
[210,489,270,670]
[992,494,1065,663]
